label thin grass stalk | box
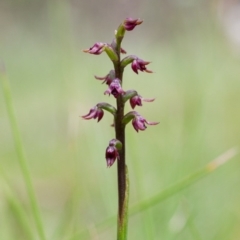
[72,147,238,240]
[0,66,47,240]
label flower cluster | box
[82,18,159,167]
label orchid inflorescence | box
[82,18,159,167]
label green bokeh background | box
[1,0,240,239]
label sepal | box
[95,70,115,85]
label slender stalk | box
[114,50,129,239]
[0,66,47,240]
[72,147,238,240]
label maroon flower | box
[104,78,125,98]
[131,58,153,74]
[130,95,155,109]
[83,42,106,55]
[82,106,104,122]
[123,18,143,31]
[105,144,120,167]
[132,112,159,132]
[95,70,115,85]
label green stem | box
[117,166,129,240]
[0,67,47,240]
[114,46,128,240]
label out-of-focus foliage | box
[1,0,240,239]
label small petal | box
[142,97,155,103]
[145,120,159,126]
[95,70,115,85]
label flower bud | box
[105,139,122,167]
[123,18,143,31]
[83,42,106,55]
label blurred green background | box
[1,0,240,239]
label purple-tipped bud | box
[131,58,153,74]
[106,145,119,167]
[130,95,155,109]
[105,139,122,167]
[104,78,125,98]
[123,18,143,31]
[132,113,159,132]
[82,106,104,122]
[83,42,106,55]
[95,70,115,85]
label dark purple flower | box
[95,70,115,85]
[131,58,153,74]
[132,112,159,132]
[106,143,120,167]
[104,78,125,98]
[83,42,106,55]
[82,106,104,122]
[123,18,143,31]
[130,95,155,109]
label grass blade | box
[0,64,47,240]
[71,147,238,239]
